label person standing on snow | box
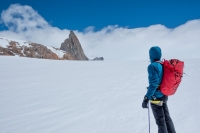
[142,46,176,133]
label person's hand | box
[142,96,149,108]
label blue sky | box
[0,0,200,31]
[0,0,200,60]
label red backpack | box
[157,59,184,96]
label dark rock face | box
[60,31,88,60]
[92,57,104,61]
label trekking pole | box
[148,101,150,133]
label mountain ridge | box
[0,31,88,60]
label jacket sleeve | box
[145,64,160,100]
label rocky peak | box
[60,31,88,60]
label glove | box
[142,96,149,108]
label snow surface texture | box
[0,56,199,133]
[0,37,65,58]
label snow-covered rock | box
[0,37,74,60]
[92,57,104,61]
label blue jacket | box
[145,46,164,100]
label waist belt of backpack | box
[150,100,163,106]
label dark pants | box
[151,96,176,133]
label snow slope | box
[0,37,30,47]
[0,56,199,133]
[0,37,65,58]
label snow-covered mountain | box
[0,56,199,133]
[0,37,68,59]
[0,31,88,60]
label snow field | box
[0,56,199,133]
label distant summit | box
[60,31,88,60]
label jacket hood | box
[149,46,162,63]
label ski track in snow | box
[0,56,200,133]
